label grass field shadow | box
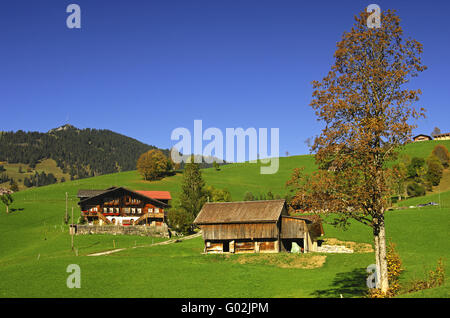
[10,208,24,213]
[311,268,368,298]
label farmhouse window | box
[155,208,159,213]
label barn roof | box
[193,200,286,225]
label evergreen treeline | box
[0,172,10,183]
[23,171,57,187]
[0,125,166,179]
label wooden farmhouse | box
[433,132,450,141]
[193,200,324,254]
[412,134,433,142]
[77,187,171,226]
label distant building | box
[193,200,324,254]
[0,188,13,195]
[433,132,450,141]
[412,134,433,142]
[77,187,171,226]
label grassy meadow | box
[0,140,449,298]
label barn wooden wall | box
[280,217,306,239]
[201,222,279,240]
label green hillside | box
[0,140,448,298]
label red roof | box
[135,191,172,200]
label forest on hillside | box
[0,126,164,179]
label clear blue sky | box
[1,0,449,158]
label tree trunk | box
[373,230,381,288]
[6,205,8,214]
[378,218,389,293]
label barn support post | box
[304,232,309,253]
[311,240,318,252]
[71,207,74,251]
[307,233,313,252]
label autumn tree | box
[287,9,426,294]
[137,149,173,181]
[431,127,441,137]
[389,162,407,201]
[425,154,444,187]
[432,144,450,168]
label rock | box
[317,244,353,253]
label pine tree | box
[9,179,19,192]
[179,156,207,218]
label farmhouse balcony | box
[133,212,165,224]
[83,211,98,217]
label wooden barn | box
[193,200,324,254]
[77,187,171,226]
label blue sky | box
[1,0,449,159]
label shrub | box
[386,241,403,295]
[405,258,445,293]
[407,182,426,197]
[167,209,194,235]
[367,241,404,298]
[205,185,232,202]
[432,145,450,168]
[243,191,255,201]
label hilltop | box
[47,124,80,133]
[0,126,168,190]
[0,126,226,191]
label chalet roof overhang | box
[413,134,432,139]
[77,187,116,199]
[77,186,168,207]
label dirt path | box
[87,232,202,256]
